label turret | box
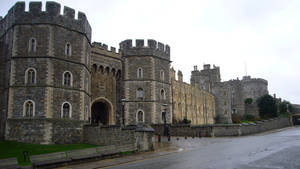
[0,1,91,42]
[119,39,170,61]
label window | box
[160,70,164,81]
[63,71,72,87]
[23,100,35,117]
[85,106,89,121]
[137,88,144,99]
[136,110,144,122]
[160,89,165,100]
[28,38,37,52]
[61,102,72,119]
[65,42,72,56]
[25,68,36,85]
[137,68,143,79]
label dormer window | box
[65,42,72,56]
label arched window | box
[160,70,164,81]
[63,71,72,87]
[92,64,97,72]
[160,89,165,100]
[25,68,36,85]
[28,38,37,52]
[65,42,72,56]
[137,68,143,79]
[136,110,144,122]
[23,100,35,117]
[137,88,144,99]
[61,102,72,119]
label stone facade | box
[120,39,171,125]
[170,68,216,125]
[0,2,91,143]
[191,64,268,123]
[0,1,271,144]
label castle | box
[0,2,268,144]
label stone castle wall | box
[121,39,171,125]
[152,117,291,137]
[91,42,122,125]
[1,1,91,143]
[170,68,216,125]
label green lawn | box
[0,141,98,166]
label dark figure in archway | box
[91,102,109,125]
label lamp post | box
[162,104,168,136]
[121,98,126,127]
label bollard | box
[168,135,171,141]
[158,134,161,142]
[199,131,202,138]
[185,136,187,139]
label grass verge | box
[0,141,97,166]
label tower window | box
[61,102,72,119]
[65,42,72,56]
[160,89,165,100]
[137,88,144,99]
[136,110,144,122]
[137,68,143,79]
[28,38,37,52]
[160,70,165,81]
[63,71,72,87]
[25,68,36,85]
[23,100,35,117]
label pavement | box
[56,126,300,169]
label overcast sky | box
[1,0,299,104]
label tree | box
[244,98,253,105]
[279,100,292,114]
[257,94,278,119]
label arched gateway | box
[91,98,114,125]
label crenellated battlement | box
[242,76,268,85]
[119,39,170,60]
[227,76,268,86]
[0,1,91,41]
[91,42,121,59]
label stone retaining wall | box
[83,125,154,152]
[152,118,291,137]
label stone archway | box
[91,98,114,125]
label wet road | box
[103,127,300,169]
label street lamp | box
[162,104,168,136]
[121,98,126,126]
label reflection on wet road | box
[104,127,300,169]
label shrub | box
[244,98,253,105]
[244,114,255,121]
[231,114,242,124]
[257,94,278,119]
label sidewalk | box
[55,137,181,169]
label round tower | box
[120,39,171,125]
[1,1,91,144]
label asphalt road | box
[103,127,300,169]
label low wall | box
[5,118,85,144]
[83,125,136,146]
[83,124,154,152]
[152,118,291,137]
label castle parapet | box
[92,42,121,58]
[119,39,170,60]
[242,77,268,85]
[0,1,91,42]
